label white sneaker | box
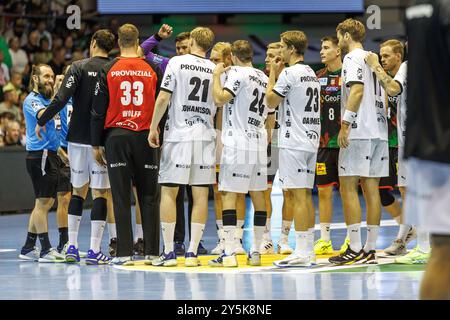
[211,239,224,255]
[260,240,275,254]
[234,241,246,255]
[274,252,313,268]
[38,248,65,263]
[277,239,294,254]
[110,256,134,266]
[19,246,40,261]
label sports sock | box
[68,195,84,248]
[363,225,379,252]
[90,220,106,253]
[24,232,37,249]
[216,219,223,230]
[252,211,267,252]
[134,223,143,242]
[295,231,309,256]
[280,220,291,242]
[38,233,52,253]
[68,215,81,248]
[397,224,411,242]
[263,218,272,241]
[58,227,68,248]
[417,228,430,253]
[320,223,331,242]
[108,223,116,240]
[236,219,244,240]
[161,222,176,254]
[223,225,236,256]
[187,223,205,255]
[348,223,362,252]
[308,227,315,254]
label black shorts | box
[315,148,339,188]
[26,150,60,199]
[57,159,71,193]
[379,147,398,190]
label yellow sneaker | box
[339,237,350,254]
[314,238,334,255]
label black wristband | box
[154,33,163,42]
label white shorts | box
[159,140,216,185]
[338,139,389,178]
[218,146,267,193]
[405,157,450,235]
[397,146,407,187]
[67,142,110,189]
[278,148,317,189]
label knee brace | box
[379,189,395,207]
[222,209,237,226]
[254,211,267,227]
[68,195,84,216]
[91,197,107,221]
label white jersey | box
[341,48,388,141]
[394,61,407,147]
[160,54,217,142]
[273,63,321,153]
[222,66,269,151]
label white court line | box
[0,249,17,253]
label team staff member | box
[91,23,163,266]
[36,30,116,264]
[19,64,65,263]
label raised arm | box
[365,52,401,97]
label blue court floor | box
[0,190,424,300]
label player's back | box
[67,56,110,144]
[341,48,387,141]
[102,57,160,132]
[161,54,217,142]
[275,63,321,153]
[222,66,269,150]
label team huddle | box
[18,18,431,269]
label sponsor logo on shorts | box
[298,169,315,175]
[232,173,250,179]
[176,164,191,169]
[199,165,214,170]
[144,164,158,170]
[71,168,84,174]
[91,170,107,175]
[110,162,126,168]
[316,163,327,175]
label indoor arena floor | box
[0,190,424,300]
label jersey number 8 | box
[120,81,144,106]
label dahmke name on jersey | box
[110,70,154,77]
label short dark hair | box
[321,36,339,47]
[118,24,139,48]
[231,40,253,63]
[92,29,115,53]
[28,64,52,91]
[175,32,190,43]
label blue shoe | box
[185,252,201,267]
[86,250,111,265]
[208,253,238,267]
[152,251,177,267]
[65,245,80,263]
[197,241,208,255]
[174,242,185,255]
